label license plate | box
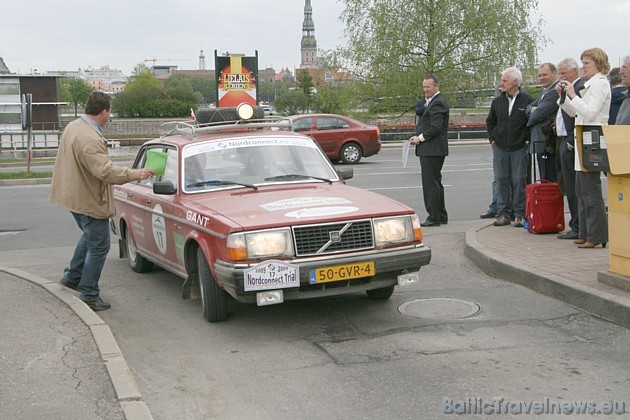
[309,261,375,284]
[244,260,300,291]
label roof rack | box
[159,117,292,139]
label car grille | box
[293,219,374,256]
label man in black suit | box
[526,62,559,182]
[410,74,450,227]
[555,58,585,240]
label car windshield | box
[182,135,338,193]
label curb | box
[0,266,153,420]
[464,227,630,329]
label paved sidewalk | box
[0,266,153,420]
[465,219,630,329]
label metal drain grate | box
[398,298,481,319]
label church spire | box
[300,0,317,68]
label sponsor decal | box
[152,204,167,254]
[186,210,209,227]
[285,206,359,219]
[261,197,352,212]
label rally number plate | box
[309,261,375,284]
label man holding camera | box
[554,58,584,240]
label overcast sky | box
[1,0,628,76]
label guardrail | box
[380,127,487,142]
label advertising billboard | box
[215,51,258,108]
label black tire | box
[366,285,395,300]
[340,142,362,164]
[125,226,153,273]
[196,248,228,322]
[196,106,265,124]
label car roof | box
[144,122,312,148]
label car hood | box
[184,183,413,230]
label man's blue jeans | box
[493,144,528,217]
[63,212,111,301]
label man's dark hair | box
[608,67,622,85]
[84,91,111,116]
[540,62,557,73]
[424,74,440,86]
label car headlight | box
[227,229,294,261]
[373,215,422,246]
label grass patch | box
[0,171,53,180]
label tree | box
[113,65,199,118]
[313,84,355,114]
[274,90,308,115]
[297,70,315,112]
[336,0,546,110]
[60,78,93,116]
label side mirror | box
[337,167,353,180]
[153,181,177,195]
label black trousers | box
[420,155,447,223]
[558,137,579,233]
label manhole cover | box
[398,298,481,319]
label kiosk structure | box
[577,125,630,288]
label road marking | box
[0,230,24,236]
[354,168,491,176]
[366,185,453,191]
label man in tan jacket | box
[49,91,153,311]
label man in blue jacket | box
[527,63,559,182]
[486,67,533,227]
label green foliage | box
[113,67,199,118]
[274,90,308,115]
[336,0,546,113]
[0,171,53,179]
[296,70,315,112]
[188,77,216,104]
[313,84,356,114]
[59,78,93,116]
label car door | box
[135,145,185,272]
[313,116,347,158]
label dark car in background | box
[288,114,381,164]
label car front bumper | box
[214,244,431,303]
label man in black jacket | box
[410,74,450,227]
[486,67,533,227]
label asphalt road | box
[1,145,628,419]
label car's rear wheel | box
[366,285,395,300]
[125,226,153,273]
[340,142,362,164]
[197,248,228,322]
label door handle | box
[146,199,152,206]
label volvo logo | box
[329,231,342,243]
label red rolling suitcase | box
[525,179,565,233]
[525,151,565,234]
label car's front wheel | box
[125,226,153,273]
[340,142,362,164]
[366,285,395,300]
[197,248,228,322]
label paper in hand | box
[402,139,412,168]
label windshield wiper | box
[187,179,258,190]
[263,174,333,184]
